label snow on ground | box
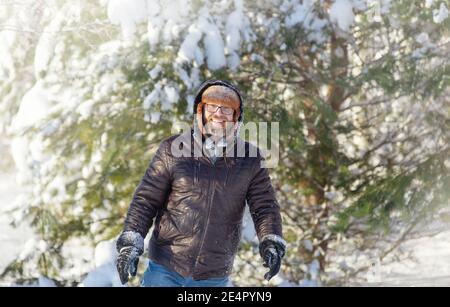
[0,168,31,275]
[79,239,123,287]
[354,227,450,286]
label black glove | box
[259,235,286,281]
[116,231,144,285]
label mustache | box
[204,117,236,131]
[206,115,232,122]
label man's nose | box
[212,108,227,118]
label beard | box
[204,114,236,139]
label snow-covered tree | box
[1,0,449,286]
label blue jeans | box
[141,260,229,287]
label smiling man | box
[115,79,286,287]
[197,83,242,163]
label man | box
[116,79,286,287]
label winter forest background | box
[0,0,449,287]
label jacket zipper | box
[192,161,216,277]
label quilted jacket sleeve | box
[246,155,283,241]
[123,140,172,238]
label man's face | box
[203,103,235,138]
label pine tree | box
[1,0,449,286]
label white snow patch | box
[177,25,203,64]
[107,0,147,40]
[164,85,179,104]
[204,31,226,69]
[143,84,161,110]
[150,111,161,123]
[425,0,435,9]
[242,206,257,242]
[329,0,355,32]
[10,81,51,132]
[225,0,245,53]
[148,64,162,79]
[286,0,312,27]
[303,239,314,252]
[38,276,57,287]
[433,3,449,23]
[80,239,123,287]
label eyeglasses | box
[204,103,234,115]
